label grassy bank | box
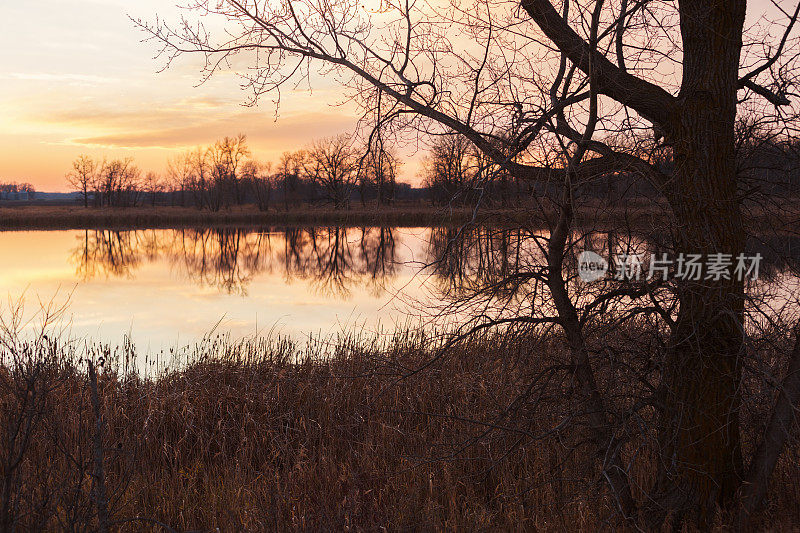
[0,203,466,230]
[0,201,676,231]
[0,325,798,531]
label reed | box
[0,325,796,531]
[0,201,672,231]
[0,204,476,231]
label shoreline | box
[0,201,670,231]
[0,200,793,231]
[0,204,469,230]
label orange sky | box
[0,0,370,191]
[0,0,786,192]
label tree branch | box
[738,323,800,526]
[739,78,791,106]
[520,0,677,129]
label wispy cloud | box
[3,73,118,85]
[68,111,357,150]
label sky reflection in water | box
[1,226,798,359]
[0,227,438,351]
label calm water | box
[2,226,798,357]
[0,227,442,351]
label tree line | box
[67,134,407,210]
[67,131,577,209]
[63,129,800,210]
[0,182,36,201]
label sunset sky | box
[0,0,785,192]
[0,0,363,191]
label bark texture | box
[653,0,747,523]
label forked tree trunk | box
[653,0,747,524]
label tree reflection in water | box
[69,225,800,309]
[419,224,800,339]
[71,230,146,280]
[70,226,402,297]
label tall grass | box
[0,320,797,530]
[0,204,475,231]
[0,200,672,231]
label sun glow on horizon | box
[0,0,779,192]
[0,0,373,192]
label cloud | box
[179,96,233,109]
[2,73,118,85]
[68,111,358,150]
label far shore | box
[0,200,792,231]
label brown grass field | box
[1,326,798,531]
[0,199,795,232]
[0,200,675,231]
[0,203,459,230]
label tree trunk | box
[548,193,636,518]
[652,0,747,524]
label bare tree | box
[138,0,800,525]
[277,150,306,210]
[96,159,141,208]
[373,147,399,207]
[242,160,274,211]
[66,156,98,208]
[208,134,251,209]
[187,147,211,210]
[305,135,357,209]
[422,134,480,206]
[142,172,164,207]
[166,151,194,207]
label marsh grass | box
[0,200,676,231]
[0,320,797,531]
[0,204,474,231]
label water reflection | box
[70,226,800,301]
[3,225,797,353]
[70,227,401,297]
[71,230,144,280]
[422,225,800,333]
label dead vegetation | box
[0,316,797,531]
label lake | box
[2,225,798,359]
[0,227,447,353]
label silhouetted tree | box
[139,0,800,525]
[208,134,251,209]
[66,156,98,208]
[305,135,357,209]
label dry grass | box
[0,204,474,230]
[0,200,675,231]
[1,197,797,233]
[0,328,798,531]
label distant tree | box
[98,159,141,207]
[17,183,35,200]
[0,181,36,201]
[142,172,164,207]
[208,134,251,209]
[277,151,305,210]
[305,135,357,209]
[422,134,479,205]
[187,147,210,210]
[242,160,274,211]
[359,140,400,206]
[166,151,195,207]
